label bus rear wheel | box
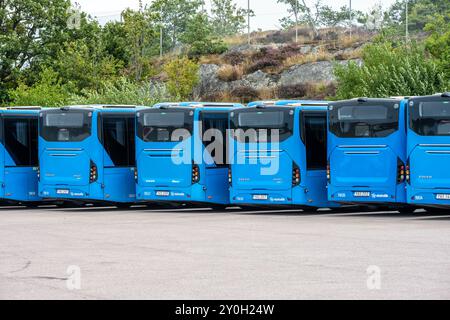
[397,206,417,214]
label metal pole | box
[405,0,409,42]
[349,0,352,39]
[160,26,163,58]
[247,0,251,45]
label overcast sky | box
[75,0,397,31]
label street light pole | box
[248,0,251,45]
[349,0,352,39]
[405,0,409,42]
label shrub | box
[223,51,246,66]
[230,86,259,103]
[164,57,200,100]
[70,77,169,106]
[8,68,71,107]
[217,65,243,82]
[334,42,448,99]
[277,83,311,99]
[246,58,280,74]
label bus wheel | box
[25,202,39,208]
[211,205,227,211]
[397,206,417,214]
[116,203,132,209]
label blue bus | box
[0,107,41,206]
[38,105,138,207]
[327,98,411,211]
[407,93,450,208]
[135,102,243,208]
[229,100,338,209]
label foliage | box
[163,57,199,100]
[7,68,71,107]
[210,0,252,37]
[70,77,169,106]
[149,0,204,49]
[230,86,259,103]
[334,42,448,99]
[53,40,123,93]
[180,13,228,57]
[425,14,450,81]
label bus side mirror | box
[442,92,450,98]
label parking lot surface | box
[0,205,449,300]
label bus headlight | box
[90,160,98,183]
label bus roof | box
[3,106,42,110]
[248,100,328,108]
[330,97,402,106]
[152,102,244,109]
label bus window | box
[410,101,450,136]
[4,117,38,166]
[101,115,135,167]
[138,110,193,142]
[303,114,327,170]
[200,112,229,167]
[40,110,92,142]
[231,108,294,143]
[329,104,399,138]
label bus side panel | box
[4,167,40,202]
[0,146,4,199]
[103,167,136,203]
[203,167,229,204]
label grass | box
[282,47,334,70]
[217,64,244,82]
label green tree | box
[52,40,123,93]
[7,68,70,107]
[164,57,199,100]
[180,13,227,57]
[122,6,158,81]
[210,0,250,37]
[334,42,448,99]
[425,14,450,81]
[149,0,204,50]
[0,0,72,102]
[278,0,323,40]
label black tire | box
[115,203,132,209]
[397,206,417,214]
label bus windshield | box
[329,104,399,138]
[230,108,294,143]
[410,101,450,136]
[40,110,92,142]
[137,109,193,142]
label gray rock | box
[193,64,228,98]
[241,70,278,90]
[279,61,335,85]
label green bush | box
[164,57,199,100]
[7,68,71,107]
[334,42,448,99]
[70,77,170,106]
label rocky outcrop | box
[194,59,361,98]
